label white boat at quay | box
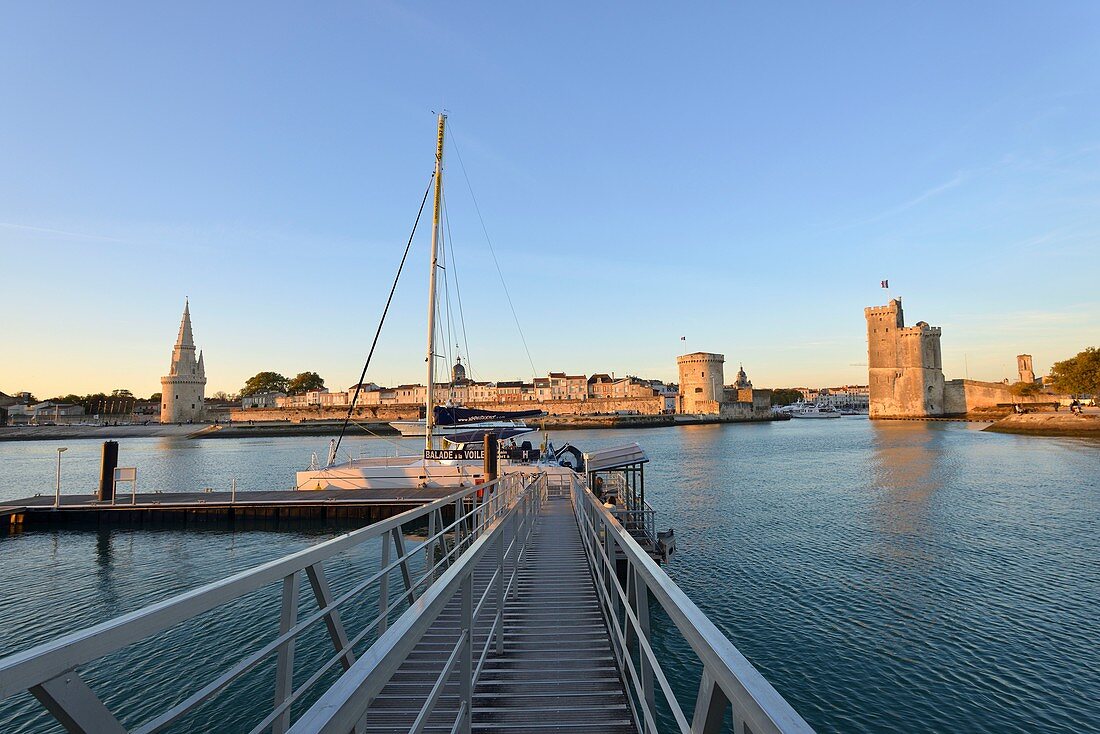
[790,403,843,419]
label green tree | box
[287,371,325,395]
[149,392,162,402]
[1010,381,1042,397]
[768,388,804,406]
[1050,347,1100,396]
[111,388,133,398]
[241,372,289,396]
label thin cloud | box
[839,172,968,230]
[0,221,134,244]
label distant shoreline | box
[0,414,790,442]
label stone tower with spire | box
[160,300,207,423]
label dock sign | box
[425,448,484,461]
[424,447,541,463]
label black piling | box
[97,441,119,502]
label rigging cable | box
[449,128,539,381]
[442,186,475,382]
[330,172,435,463]
[437,200,455,391]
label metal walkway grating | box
[363,496,636,733]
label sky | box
[2,1,1099,398]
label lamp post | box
[54,447,68,508]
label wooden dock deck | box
[363,496,635,733]
[2,488,459,529]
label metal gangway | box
[0,469,814,734]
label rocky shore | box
[984,412,1100,438]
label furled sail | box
[433,406,544,426]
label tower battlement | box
[865,300,944,417]
[676,352,725,414]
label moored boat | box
[790,404,843,419]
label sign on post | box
[113,467,138,505]
[424,447,541,463]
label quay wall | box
[984,412,1100,438]
[943,379,1054,415]
[228,397,668,424]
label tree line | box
[240,371,325,397]
[1048,347,1099,396]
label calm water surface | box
[1,421,1097,733]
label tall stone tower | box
[1017,354,1035,384]
[865,299,945,418]
[677,352,725,414]
[160,300,207,423]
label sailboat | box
[295,114,558,491]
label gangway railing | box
[288,475,546,733]
[0,473,542,734]
[602,470,660,556]
[570,474,816,734]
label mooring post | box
[483,434,498,482]
[97,441,118,502]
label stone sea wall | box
[228,396,667,424]
[943,379,1055,415]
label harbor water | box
[0,420,1097,733]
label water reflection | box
[870,422,943,549]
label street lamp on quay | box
[54,447,68,509]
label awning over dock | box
[582,442,648,472]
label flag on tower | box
[680,336,686,341]
[880,279,889,288]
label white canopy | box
[583,443,649,473]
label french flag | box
[880,279,889,288]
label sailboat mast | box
[424,113,446,450]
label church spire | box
[176,299,194,348]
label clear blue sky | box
[2,1,1098,398]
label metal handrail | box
[570,474,816,734]
[289,474,545,733]
[0,473,539,734]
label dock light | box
[54,447,68,509]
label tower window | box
[695,387,703,393]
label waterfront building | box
[5,402,85,425]
[587,374,614,399]
[549,372,587,400]
[533,377,551,401]
[160,300,207,423]
[242,391,285,409]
